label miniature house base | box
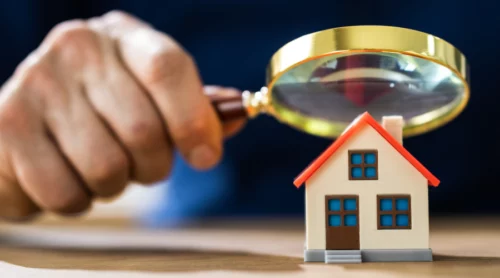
[294,113,440,264]
[304,249,432,264]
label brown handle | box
[209,93,248,122]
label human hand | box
[0,11,245,220]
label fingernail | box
[189,145,218,170]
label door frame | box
[325,195,360,250]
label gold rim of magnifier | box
[258,25,469,138]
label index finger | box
[100,12,223,170]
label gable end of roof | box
[293,112,440,188]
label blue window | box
[344,199,356,211]
[329,215,341,226]
[351,167,362,178]
[380,198,392,211]
[396,214,409,227]
[365,167,376,178]
[364,153,376,164]
[344,215,357,226]
[349,150,378,180]
[328,199,341,211]
[351,153,363,164]
[380,215,392,226]
[327,197,358,227]
[378,195,411,229]
[396,198,409,211]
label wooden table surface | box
[0,215,499,278]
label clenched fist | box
[0,11,245,220]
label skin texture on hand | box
[0,11,246,220]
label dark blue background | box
[1,0,498,226]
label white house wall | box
[305,124,429,250]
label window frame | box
[348,149,378,180]
[377,194,412,230]
[325,195,359,227]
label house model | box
[294,112,440,264]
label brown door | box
[325,195,360,250]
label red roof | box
[293,112,440,188]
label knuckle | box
[145,46,193,84]
[18,64,66,105]
[123,120,162,150]
[48,20,101,66]
[50,20,93,46]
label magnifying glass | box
[209,25,469,138]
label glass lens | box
[271,52,466,127]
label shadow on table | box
[0,245,303,272]
[341,254,500,278]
